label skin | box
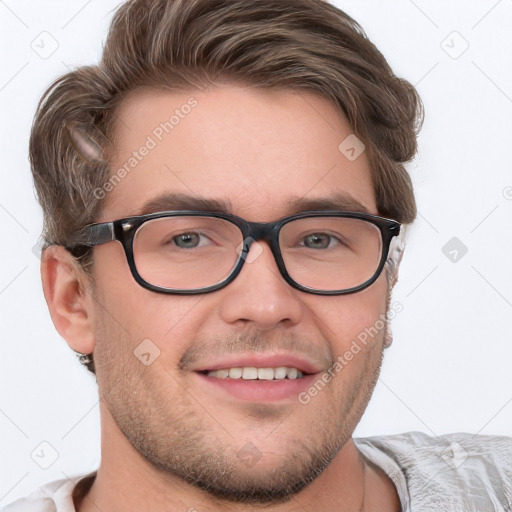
[42,85,402,512]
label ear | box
[386,229,406,289]
[41,245,96,355]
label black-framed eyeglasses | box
[68,210,401,296]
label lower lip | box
[194,372,319,402]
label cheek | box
[312,280,388,407]
[312,275,389,357]
[91,242,204,358]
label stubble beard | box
[93,317,386,506]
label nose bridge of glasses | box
[242,220,284,257]
[239,220,283,267]
[245,220,278,243]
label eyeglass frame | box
[67,209,401,296]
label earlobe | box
[41,246,96,356]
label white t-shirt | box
[3,431,511,512]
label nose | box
[218,240,304,330]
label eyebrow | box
[137,192,370,217]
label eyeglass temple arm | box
[71,222,115,247]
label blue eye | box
[172,232,209,248]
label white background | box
[1,0,511,505]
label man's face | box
[89,85,389,503]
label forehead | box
[102,84,376,221]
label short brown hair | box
[30,0,423,374]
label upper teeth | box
[206,367,304,380]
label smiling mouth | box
[197,366,307,380]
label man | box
[4,0,510,511]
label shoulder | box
[354,431,512,511]
[1,473,94,512]
[355,430,512,462]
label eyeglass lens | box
[132,216,383,292]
